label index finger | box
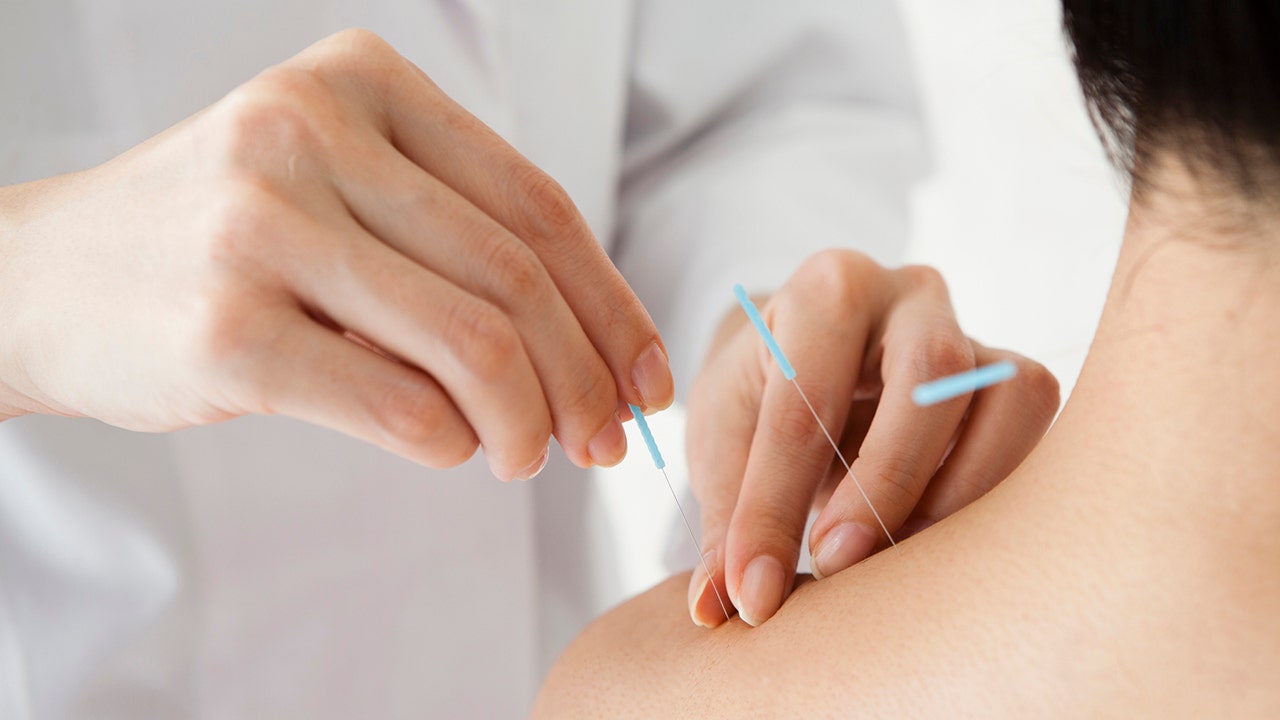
[721,254,888,626]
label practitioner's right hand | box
[0,29,672,480]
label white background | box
[599,0,1129,601]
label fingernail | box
[483,446,510,482]
[738,555,787,627]
[631,342,674,411]
[811,522,878,580]
[587,418,626,467]
[514,446,550,481]
[688,549,729,628]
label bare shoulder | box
[532,572,722,719]
[533,572,820,718]
[532,510,1030,719]
[533,468,1280,719]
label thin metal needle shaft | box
[629,403,731,622]
[660,466,731,622]
[790,378,899,551]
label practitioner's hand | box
[0,29,672,480]
[685,250,1059,626]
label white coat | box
[0,1,924,717]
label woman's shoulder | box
[533,495,1049,718]
[535,461,1280,718]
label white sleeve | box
[613,0,929,394]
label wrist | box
[0,181,38,421]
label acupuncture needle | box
[732,285,900,552]
[733,285,1025,553]
[911,360,1018,406]
[628,403,732,622]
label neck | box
[1040,161,1280,542]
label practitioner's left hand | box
[684,250,1060,627]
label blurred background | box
[599,0,1128,605]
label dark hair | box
[1063,1,1280,196]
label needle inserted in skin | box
[732,285,899,551]
[629,404,731,622]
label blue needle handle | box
[912,360,1019,406]
[629,404,665,469]
[733,284,796,380]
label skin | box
[0,29,673,481]
[687,255,1059,627]
[534,157,1280,718]
[0,27,1057,582]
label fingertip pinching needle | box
[631,286,1021,619]
[629,403,731,622]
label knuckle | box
[255,65,332,107]
[191,286,281,390]
[743,511,801,551]
[1012,358,1061,417]
[912,331,975,380]
[896,263,956,305]
[188,194,293,387]
[855,455,920,520]
[897,263,948,292]
[480,235,551,308]
[597,281,646,334]
[556,364,615,429]
[202,182,284,270]
[323,28,394,60]
[508,163,584,244]
[795,249,880,307]
[441,299,521,382]
[296,29,402,111]
[218,73,325,157]
[309,28,394,70]
[192,290,248,366]
[375,379,451,449]
[769,400,828,449]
